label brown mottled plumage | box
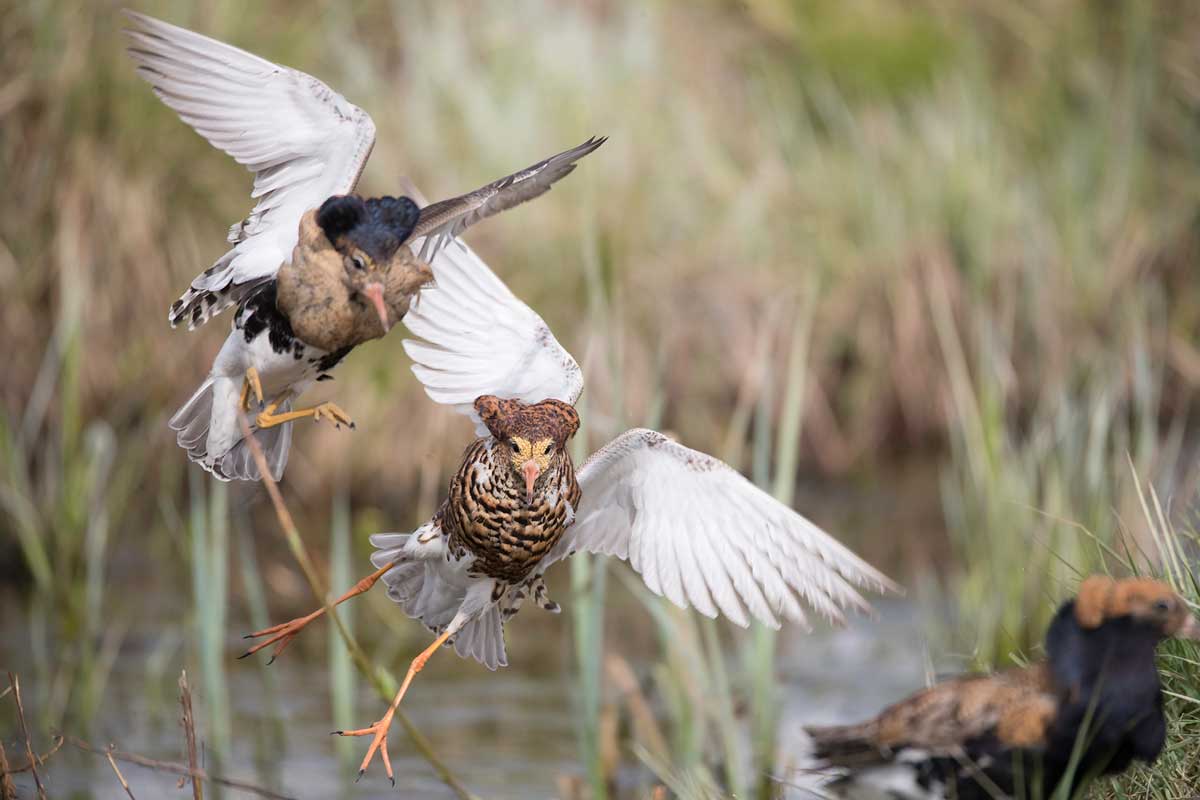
[806,577,1200,799]
[276,206,433,352]
[442,397,582,582]
[810,663,1057,769]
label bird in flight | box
[240,229,899,784]
[123,11,604,480]
[802,575,1200,799]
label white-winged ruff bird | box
[124,11,605,480]
[241,230,899,783]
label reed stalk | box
[235,415,478,800]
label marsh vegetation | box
[2,1,1199,797]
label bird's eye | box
[1154,599,1172,613]
[509,438,520,450]
[351,254,367,271]
[545,444,556,456]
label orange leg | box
[334,626,456,784]
[255,395,355,430]
[240,367,265,411]
[239,561,398,663]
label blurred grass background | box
[2,0,1200,797]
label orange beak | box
[522,460,540,505]
[363,282,389,333]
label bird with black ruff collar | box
[804,575,1200,799]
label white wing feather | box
[402,239,583,436]
[546,429,899,629]
[124,11,376,327]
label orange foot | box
[334,710,398,785]
[238,562,398,664]
[238,610,321,664]
[333,628,451,783]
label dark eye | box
[509,438,520,450]
[351,254,367,271]
[545,444,556,456]
[1154,599,1172,613]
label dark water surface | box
[1,468,945,799]
[2,595,939,800]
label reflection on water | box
[3,592,938,800]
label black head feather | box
[317,195,421,264]
[317,195,366,242]
[366,196,420,243]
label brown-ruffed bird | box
[803,576,1200,800]
[241,235,898,782]
[124,10,604,480]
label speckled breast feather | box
[441,437,581,584]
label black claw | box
[237,651,251,660]
[356,769,365,783]
[242,633,254,639]
[267,655,276,666]
[330,730,342,736]
[390,777,395,787]
[350,422,357,430]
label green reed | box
[188,474,231,784]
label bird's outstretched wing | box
[409,137,607,263]
[124,11,376,329]
[545,429,900,629]
[402,238,583,435]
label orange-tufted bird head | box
[1074,575,1200,640]
[474,395,580,505]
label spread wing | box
[410,137,606,263]
[545,429,899,629]
[402,238,582,435]
[124,11,376,329]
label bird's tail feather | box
[805,721,887,767]
[213,412,292,482]
[170,376,216,461]
[169,376,292,482]
[370,533,508,670]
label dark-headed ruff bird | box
[240,234,899,782]
[124,10,604,480]
[803,576,1200,800]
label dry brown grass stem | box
[7,672,46,800]
[0,741,16,800]
[67,738,294,800]
[0,735,63,775]
[236,414,478,800]
[104,746,137,799]
[178,670,202,800]
[605,655,670,764]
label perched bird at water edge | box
[802,575,1200,800]
[124,10,605,480]
[240,231,899,783]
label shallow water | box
[1,465,947,799]
[2,592,941,800]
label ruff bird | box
[124,10,605,480]
[803,576,1200,800]
[241,235,898,782]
